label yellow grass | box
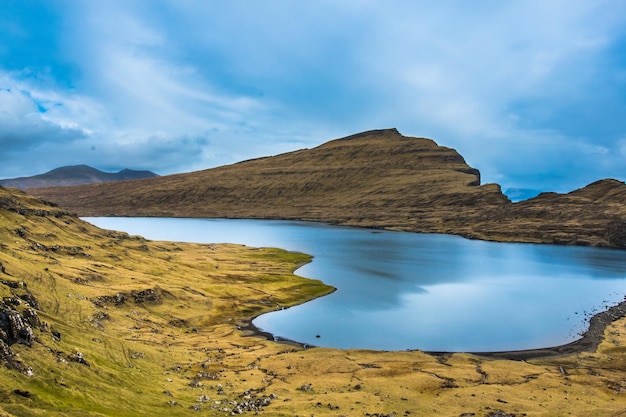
[1,187,626,416]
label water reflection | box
[84,217,626,352]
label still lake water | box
[84,217,626,352]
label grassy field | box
[2,186,626,416]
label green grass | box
[2,186,626,416]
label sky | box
[1,1,626,194]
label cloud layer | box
[1,1,625,192]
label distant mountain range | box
[29,129,626,249]
[0,165,158,189]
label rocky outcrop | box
[0,306,36,346]
[0,191,74,218]
[92,287,166,308]
[0,301,41,373]
[0,274,48,374]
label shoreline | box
[238,297,626,360]
[472,297,626,360]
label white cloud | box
[1,0,625,191]
[0,78,88,153]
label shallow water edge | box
[239,297,626,360]
[83,217,626,352]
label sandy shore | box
[239,297,626,360]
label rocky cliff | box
[29,129,626,248]
[467,179,626,247]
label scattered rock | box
[22,308,41,332]
[229,392,277,414]
[131,287,162,304]
[487,411,516,417]
[19,294,40,310]
[68,351,90,367]
[442,378,458,388]
[0,339,26,372]
[91,287,166,308]
[91,311,110,322]
[1,280,26,289]
[0,306,35,346]
[13,389,31,398]
[298,383,313,392]
[3,296,20,306]
[196,371,219,380]
[130,351,145,359]
[168,318,189,328]
[92,292,127,307]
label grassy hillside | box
[30,129,626,248]
[0,186,331,416]
[3,186,626,415]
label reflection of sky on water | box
[84,217,626,352]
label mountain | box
[28,128,508,220]
[0,165,158,189]
[4,174,626,416]
[29,129,626,248]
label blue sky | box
[1,1,625,194]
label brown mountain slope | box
[29,128,508,221]
[485,179,626,247]
[29,129,626,248]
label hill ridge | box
[0,165,158,189]
[29,129,626,249]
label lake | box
[84,217,626,352]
